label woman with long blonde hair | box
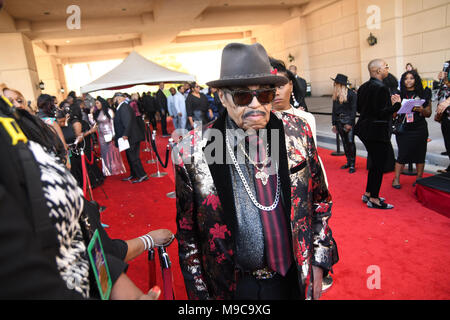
[0,83,35,114]
[331,74,357,173]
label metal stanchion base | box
[401,164,417,176]
[150,171,168,178]
[166,191,176,198]
[331,151,345,156]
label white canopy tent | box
[80,51,196,94]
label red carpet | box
[94,126,450,300]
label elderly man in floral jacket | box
[174,43,338,300]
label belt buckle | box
[252,267,276,280]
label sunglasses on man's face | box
[224,88,276,107]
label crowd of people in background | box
[1,58,448,199]
[0,81,228,191]
[330,61,450,182]
[1,58,448,197]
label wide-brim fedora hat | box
[206,43,288,88]
[331,73,351,86]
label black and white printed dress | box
[28,141,91,298]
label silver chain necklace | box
[225,132,280,211]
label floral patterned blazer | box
[174,110,338,300]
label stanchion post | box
[166,138,176,199]
[331,133,345,156]
[143,120,151,152]
[401,162,417,176]
[146,124,156,164]
[150,130,168,178]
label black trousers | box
[160,109,168,135]
[146,111,157,132]
[234,266,301,300]
[442,116,450,170]
[360,138,391,199]
[125,141,146,179]
[336,123,356,167]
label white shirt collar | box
[117,100,125,111]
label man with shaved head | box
[354,59,401,210]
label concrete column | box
[297,16,311,83]
[0,33,41,104]
[35,54,66,102]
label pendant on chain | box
[255,170,269,185]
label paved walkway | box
[306,97,449,174]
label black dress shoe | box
[367,200,394,209]
[122,176,136,181]
[132,175,149,184]
[349,167,355,173]
[341,164,350,169]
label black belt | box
[242,267,277,280]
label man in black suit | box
[354,59,400,209]
[289,65,308,111]
[113,92,148,184]
[142,92,157,131]
[156,83,170,137]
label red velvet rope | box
[148,249,157,290]
[84,135,95,165]
[81,152,94,201]
[162,268,175,300]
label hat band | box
[220,72,276,80]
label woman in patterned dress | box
[93,97,126,176]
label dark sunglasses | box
[224,88,276,107]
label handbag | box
[392,115,406,135]
[338,114,352,125]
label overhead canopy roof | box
[80,51,196,93]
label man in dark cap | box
[175,43,338,300]
[112,92,147,183]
